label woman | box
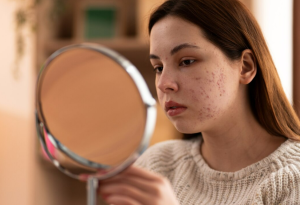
[98,0,300,204]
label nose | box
[156,69,179,93]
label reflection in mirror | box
[40,48,146,166]
[35,44,156,205]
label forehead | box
[150,16,206,52]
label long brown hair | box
[149,0,300,141]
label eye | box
[180,59,196,66]
[153,66,163,74]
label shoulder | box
[134,138,197,175]
[252,139,300,204]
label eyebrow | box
[149,54,160,59]
[149,43,201,59]
[170,43,200,55]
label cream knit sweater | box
[135,137,300,205]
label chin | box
[172,121,201,134]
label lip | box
[165,101,187,117]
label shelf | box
[45,38,149,54]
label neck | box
[200,108,286,172]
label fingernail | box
[79,174,89,181]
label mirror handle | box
[87,176,98,205]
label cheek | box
[156,89,164,107]
[189,87,219,122]
[189,68,228,121]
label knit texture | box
[135,137,300,205]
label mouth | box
[165,101,187,116]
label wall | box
[0,0,36,205]
[252,0,293,102]
[293,0,300,115]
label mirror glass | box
[36,45,156,179]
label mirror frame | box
[35,43,156,180]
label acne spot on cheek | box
[195,77,201,81]
[189,89,199,102]
[199,87,209,98]
[216,68,226,97]
[197,104,219,122]
[204,72,215,84]
[198,109,205,121]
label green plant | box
[13,1,36,79]
[13,0,66,79]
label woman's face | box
[150,16,242,134]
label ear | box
[239,49,257,85]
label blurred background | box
[0,0,299,204]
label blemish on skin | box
[216,69,226,96]
[200,87,209,98]
[197,108,205,121]
[195,77,201,81]
[198,104,220,122]
[190,89,199,102]
[198,104,219,121]
[207,96,209,99]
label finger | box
[100,174,157,193]
[113,165,162,182]
[79,174,89,181]
[99,183,150,205]
[105,195,142,205]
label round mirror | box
[35,43,156,204]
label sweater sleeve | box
[251,164,300,205]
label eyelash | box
[180,59,196,67]
[153,66,163,73]
[153,59,196,74]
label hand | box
[98,165,180,205]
